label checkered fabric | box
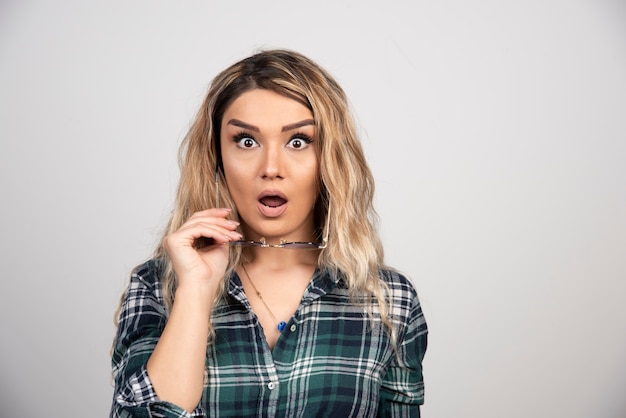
[111,259,427,417]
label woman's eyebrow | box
[281,119,315,132]
[226,119,259,132]
[225,118,315,133]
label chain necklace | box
[241,264,288,332]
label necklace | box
[241,264,287,332]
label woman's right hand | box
[162,208,242,287]
[149,208,240,410]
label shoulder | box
[378,268,427,330]
[132,258,164,281]
[378,268,420,303]
[127,258,166,302]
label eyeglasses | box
[231,236,327,249]
[214,172,329,249]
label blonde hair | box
[120,49,395,342]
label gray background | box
[1,1,625,417]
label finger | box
[181,221,242,241]
[167,224,242,251]
[188,207,232,220]
[186,212,240,231]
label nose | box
[260,143,283,179]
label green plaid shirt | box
[111,259,427,417]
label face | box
[220,89,319,244]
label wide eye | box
[234,133,259,149]
[287,134,313,150]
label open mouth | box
[259,195,287,208]
[257,191,288,217]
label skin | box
[221,89,320,350]
[220,88,319,245]
[146,89,321,412]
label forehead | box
[222,89,314,129]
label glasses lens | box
[229,240,322,249]
[283,242,321,249]
[230,240,261,247]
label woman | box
[111,49,427,417]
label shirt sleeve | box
[110,260,206,418]
[377,274,428,418]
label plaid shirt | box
[111,259,427,418]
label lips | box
[257,190,288,217]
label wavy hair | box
[119,49,395,342]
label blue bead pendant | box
[277,321,287,332]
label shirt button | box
[290,324,297,332]
[268,382,275,390]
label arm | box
[146,278,215,412]
[111,208,241,416]
[378,276,428,418]
[111,261,202,417]
[147,208,241,411]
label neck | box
[242,246,319,271]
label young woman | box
[111,49,427,417]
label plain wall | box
[1,1,625,417]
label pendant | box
[277,321,287,332]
